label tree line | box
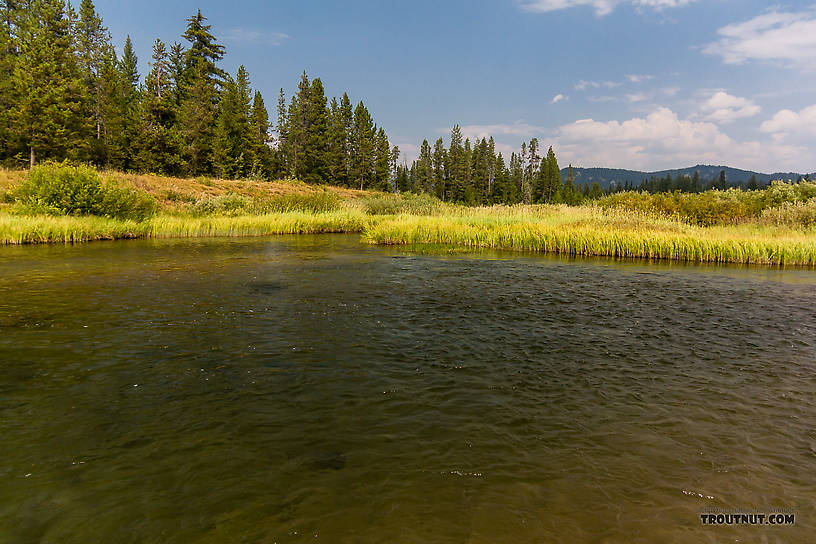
[396,130,583,205]
[11,1,768,207]
[0,0,396,190]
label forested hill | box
[564,165,814,189]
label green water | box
[1,235,814,543]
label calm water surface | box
[1,235,815,543]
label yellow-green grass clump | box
[363,206,816,266]
[0,210,370,245]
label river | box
[1,235,814,542]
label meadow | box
[2,165,815,266]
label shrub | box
[15,163,157,221]
[760,200,816,229]
[189,191,340,216]
[191,193,253,216]
[98,183,158,221]
[362,193,446,215]
[598,189,767,226]
[265,191,340,213]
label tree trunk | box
[29,147,35,169]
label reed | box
[362,207,816,266]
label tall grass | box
[0,210,370,245]
[363,207,816,266]
[189,191,341,216]
[361,192,448,215]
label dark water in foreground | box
[1,235,815,543]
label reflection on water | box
[1,235,814,543]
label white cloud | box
[699,91,761,123]
[626,74,654,83]
[575,80,600,90]
[626,92,647,103]
[551,94,567,104]
[554,107,806,171]
[703,10,816,68]
[517,0,695,17]
[761,105,816,138]
[220,29,290,46]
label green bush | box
[362,192,446,215]
[97,183,158,221]
[15,163,157,221]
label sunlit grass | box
[363,205,816,266]
[0,211,371,245]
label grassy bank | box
[3,166,816,266]
[0,210,370,244]
[363,206,816,266]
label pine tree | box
[486,137,497,199]
[9,0,87,166]
[0,0,20,163]
[543,146,560,203]
[373,127,391,191]
[432,137,446,199]
[415,139,433,194]
[180,73,217,174]
[178,10,224,174]
[339,93,354,185]
[75,0,112,161]
[301,77,329,184]
[250,90,271,178]
[563,164,579,205]
[448,125,464,201]
[350,101,374,190]
[213,65,253,178]
[275,87,288,176]
[137,38,184,174]
[168,42,185,105]
[181,9,225,87]
[326,96,346,185]
[103,35,141,171]
[525,138,540,202]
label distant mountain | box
[560,165,814,189]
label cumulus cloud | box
[554,107,805,171]
[703,10,816,68]
[700,91,761,123]
[220,29,290,46]
[517,0,695,17]
[551,94,567,104]
[760,105,816,138]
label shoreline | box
[3,208,815,267]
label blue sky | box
[94,0,816,173]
